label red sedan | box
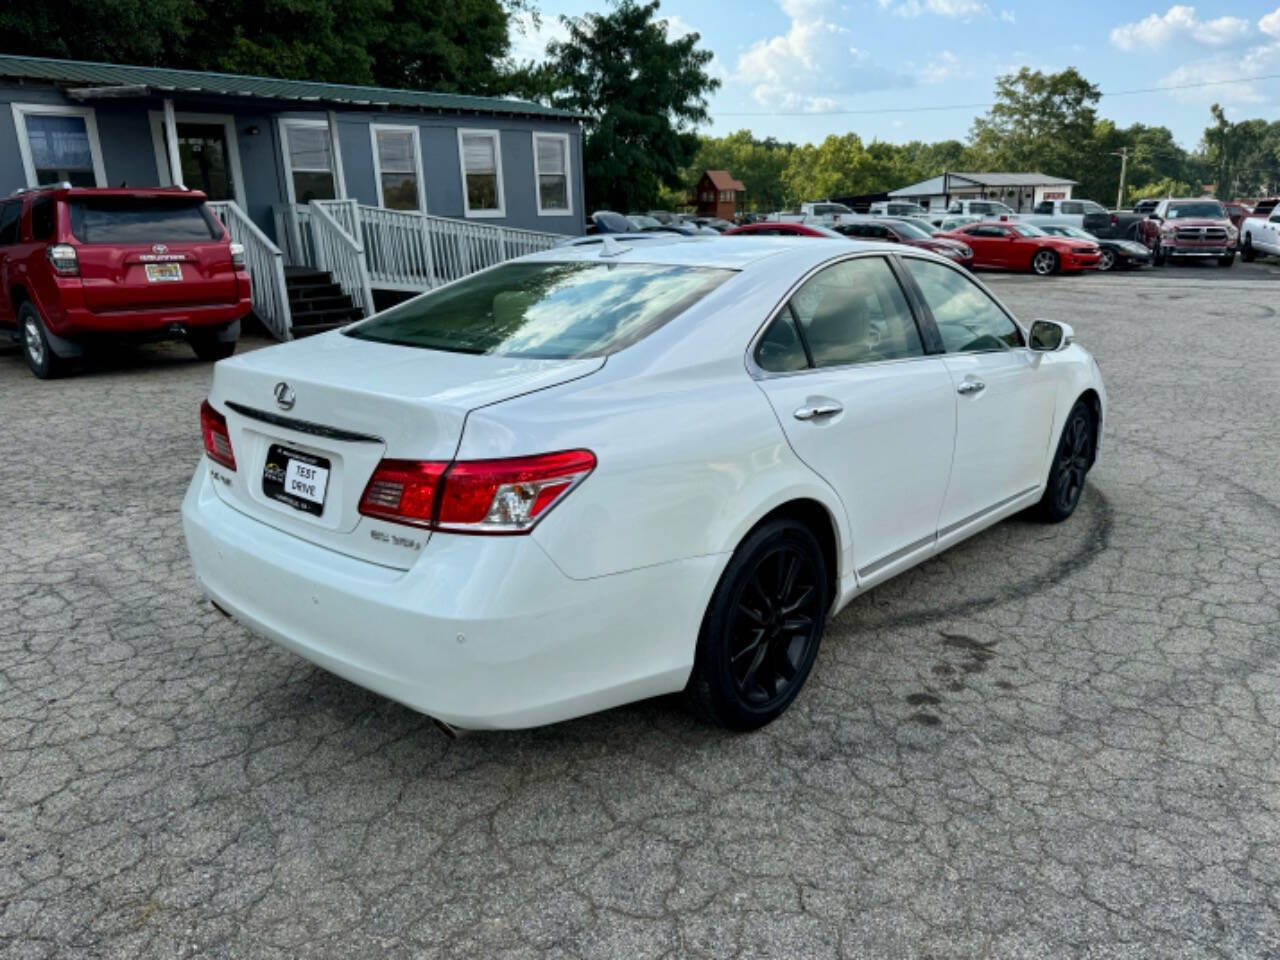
[724,222,848,238]
[837,218,974,268]
[936,221,1100,275]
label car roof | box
[12,186,210,202]
[523,234,904,271]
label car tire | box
[1031,249,1059,276]
[1218,254,1235,268]
[1241,238,1256,262]
[685,517,830,730]
[1097,249,1116,272]
[19,301,68,379]
[190,334,237,362]
[1033,400,1095,523]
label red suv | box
[1,186,252,378]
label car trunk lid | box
[205,332,603,567]
[69,195,238,313]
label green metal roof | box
[0,54,583,121]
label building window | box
[371,124,424,212]
[11,104,105,187]
[281,120,340,204]
[458,129,505,217]
[533,132,572,216]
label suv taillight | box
[200,400,236,470]
[46,244,78,277]
[359,450,596,534]
[229,241,246,269]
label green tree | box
[0,0,524,92]
[542,0,720,211]
[969,67,1101,180]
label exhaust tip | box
[431,717,464,739]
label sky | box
[508,1,1280,150]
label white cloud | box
[918,50,960,84]
[734,0,912,111]
[507,12,568,63]
[1110,5,1251,52]
[1260,6,1280,38]
[663,14,697,40]
[878,0,1014,20]
[1159,40,1280,105]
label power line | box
[712,71,1280,118]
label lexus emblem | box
[152,243,168,254]
[273,381,295,410]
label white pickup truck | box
[1017,198,1113,231]
[1237,198,1280,260]
[769,201,857,227]
[946,198,1018,218]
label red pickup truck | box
[1134,198,1238,267]
[1,186,252,378]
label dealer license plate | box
[262,444,331,516]
[145,262,183,282]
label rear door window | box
[786,256,924,368]
[0,202,20,245]
[30,196,56,240]
[69,198,220,243]
[347,260,735,359]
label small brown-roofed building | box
[694,170,745,220]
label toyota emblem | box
[273,381,295,410]
[152,243,168,254]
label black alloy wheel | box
[1034,401,1094,523]
[686,519,829,730]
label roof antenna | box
[599,235,627,258]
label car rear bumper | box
[182,464,723,730]
[55,297,252,337]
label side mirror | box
[1029,319,1073,352]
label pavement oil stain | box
[909,712,942,726]
[906,692,942,706]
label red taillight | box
[358,450,596,535]
[200,400,236,469]
[358,459,447,528]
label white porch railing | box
[208,200,292,341]
[308,202,377,318]
[308,199,562,291]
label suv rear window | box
[69,199,220,244]
[346,260,734,359]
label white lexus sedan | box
[183,237,1105,732]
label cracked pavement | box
[2,266,1278,958]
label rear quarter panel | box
[458,360,851,582]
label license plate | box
[262,444,330,516]
[145,262,183,282]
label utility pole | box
[1111,147,1129,210]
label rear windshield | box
[346,260,735,359]
[69,199,220,244]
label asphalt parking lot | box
[2,262,1279,959]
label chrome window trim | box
[745,249,1030,381]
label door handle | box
[956,379,986,395]
[794,402,843,420]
